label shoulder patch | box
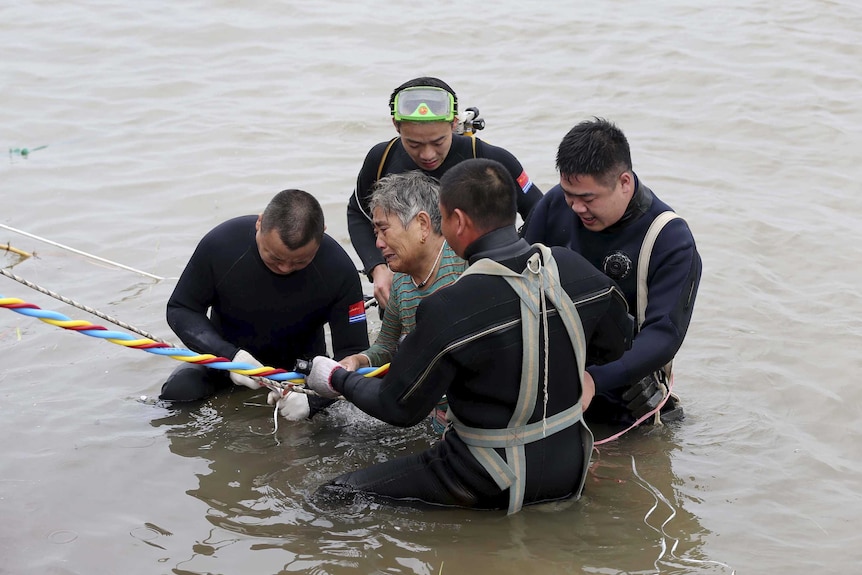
[516,170,533,193]
[348,301,367,324]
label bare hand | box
[339,354,370,372]
[581,370,596,411]
[371,264,393,310]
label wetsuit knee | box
[159,363,230,402]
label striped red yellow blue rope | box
[1,294,394,383]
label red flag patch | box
[516,170,533,193]
[348,301,367,324]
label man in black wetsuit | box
[160,189,369,419]
[307,159,632,514]
[347,76,543,310]
[522,118,702,427]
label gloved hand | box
[267,389,311,421]
[305,356,343,399]
[229,349,264,390]
[622,374,666,419]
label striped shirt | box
[364,242,466,366]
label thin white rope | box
[0,223,167,280]
[0,267,170,343]
[630,456,736,574]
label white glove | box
[267,389,311,421]
[229,349,263,390]
[305,356,342,399]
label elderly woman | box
[340,170,466,376]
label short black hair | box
[389,76,458,117]
[260,189,324,249]
[439,158,517,232]
[556,117,632,187]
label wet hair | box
[369,171,442,234]
[260,189,324,249]
[388,76,458,118]
[556,117,632,188]
[439,158,517,232]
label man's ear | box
[255,214,263,231]
[619,171,635,197]
[452,208,470,236]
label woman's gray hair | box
[369,171,442,234]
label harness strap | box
[636,211,680,332]
[452,400,585,447]
[636,211,681,425]
[454,244,592,514]
[375,137,400,182]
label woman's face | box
[372,207,426,274]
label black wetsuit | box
[523,176,702,424]
[161,215,369,401]
[322,227,632,510]
[347,135,543,276]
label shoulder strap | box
[376,137,400,182]
[636,211,681,330]
[470,134,477,158]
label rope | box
[0,223,167,281]
[593,374,674,446]
[0,267,169,344]
[1,294,298,379]
[630,456,736,573]
[0,293,389,395]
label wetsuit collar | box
[464,226,533,265]
[607,172,654,232]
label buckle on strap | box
[526,252,542,274]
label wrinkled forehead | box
[371,206,406,228]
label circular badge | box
[602,251,633,281]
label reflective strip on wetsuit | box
[451,244,593,514]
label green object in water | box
[9,145,48,157]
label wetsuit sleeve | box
[587,219,702,394]
[476,139,543,221]
[522,186,573,247]
[325,243,371,361]
[166,234,239,361]
[347,142,391,276]
[521,190,551,244]
[583,288,634,367]
[330,291,458,427]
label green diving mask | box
[392,87,456,122]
